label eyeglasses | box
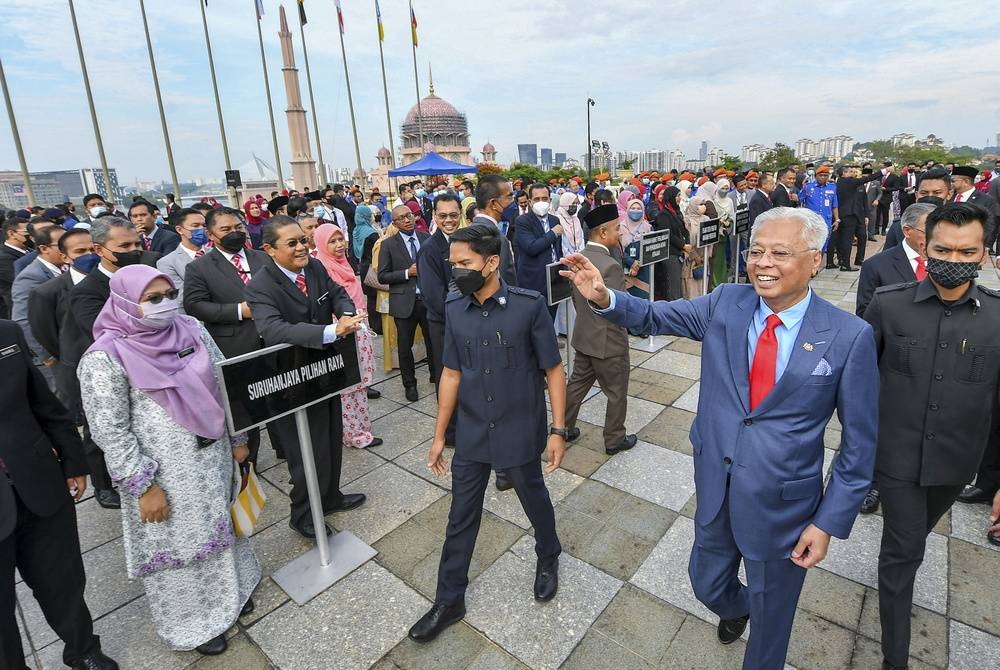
[394,213,414,221]
[741,248,817,264]
[143,288,179,304]
[279,237,311,249]
[436,213,461,220]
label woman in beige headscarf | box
[711,178,736,287]
[682,195,710,298]
[370,223,400,368]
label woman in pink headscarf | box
[312,223,383,449]
[616,189,638,223]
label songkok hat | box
[582,204,619,233]
[267,195,289,214]
[952,165,978,180]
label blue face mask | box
[189,228,209,246]
[627,210,644,222]
[72,252,101,273]
[415,189,426,198]
[155,215,164,227]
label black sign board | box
[225,169,242,188]
[697,217,721,248]
[546,262,573,306]
[216,338,361,433]
[639,229,670,266]
[735,204,751,234]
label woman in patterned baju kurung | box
[78,266,260,656]
[312,222,383,449]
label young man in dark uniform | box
[409,224,567,643]
[863,203,1000,670]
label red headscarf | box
[243,199,265,225]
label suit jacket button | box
[926,432,935,440]
[485,368,491,374]
[743,418,753,426]
[486,395,493,402]
[489,422,495,429]
[723,456,732,465]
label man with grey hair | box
[560,206,878,670]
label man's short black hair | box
[514,190,528,201]
[461,179,475,193]
[83,193,104,207]
[205,206,245,231]
[584,181,599,196]
[450,223,501,258]
[191,202,213,213]
[594,189,615,206]
[128,200,154,216]
[475,174,507,210]
[262,214,301,247]
[527,183,550,198]
[433,193,461,212]
[925,202,987,244]
[778,167,796,179]
[917,167,951,189]
[58,227,92,254]
[172,207,202,229]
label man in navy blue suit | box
[561,206,878,670]
[515,183,563,319]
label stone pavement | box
[17,265,1000,670]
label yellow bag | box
[230,462,266,537]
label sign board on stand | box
[732,205,751,283]
[696,218,722,296]
[546,262,576,375]
[639,229,670,267]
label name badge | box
[0,344,21,360]
[177,346,195,358]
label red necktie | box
[954,193,964,203]
[749,314,783,411]
[142,235,151,251]
[194,248,205,259]
[914,256,927,280]
[295,273,309,297]
[231,254,250,285]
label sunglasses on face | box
[143,288,180,304]
[279,236,311,249]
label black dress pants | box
[394,298,432,388]
[270,396,345,527]
[853,215,869,264]
[972,413,1000,494]
[836,216,861,267]
[1,491,100,669]
[878,474,964,667]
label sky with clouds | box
[1,0,999,185]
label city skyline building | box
[517,143,538,165]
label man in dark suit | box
[129,200,179,255]
[0,319,119,670]
[245,216,367,538]
[564,205,636,455]
[875,162,903,235]
[501,189,528,239]
[379,203,433,402]
[0,216,32,319]
[472,175,517,285]
[950,165,998,248]
[863,169,883,240]
[515,183,564,319]
[835,166,882,270]
[183,207,275,464]
[771,168,800,208]
[11,224,65,394]
[748,173,774,225]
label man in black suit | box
[835,165,882,270]
[183,207,276,464]
[885,169,953,249]
[863,169,883,240]
[771,168,800,208]
[515,183,564,319]
[875,161,903,235]
[0,216,32,319]
[950,165,998,248]
[379,204,433,402]
[245,216,367,538]
[0,320,119,670]
[472,174,518,285]
[129,200,180,255]
[748,173,774,224]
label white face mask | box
[531,201,551,217]
[138,298,180,330]
[89,205,107,218]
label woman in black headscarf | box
[652,186,691,301]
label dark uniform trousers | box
[269,396,345,527]
[436,456,561,606]
[971,413,1000,495]
[835,215,862,267]
[565,353,629,450]
[1,490,99,668]
[395,298,433,388]
[878,474,964,666]
[426,318,456,444]
[56,361,112,491]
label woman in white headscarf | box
[711,178,736,287]
[553,191,585,335]
[675,179,693,211]
[682,195,710,298]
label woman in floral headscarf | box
[682,195,711,298]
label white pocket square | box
[811,358,833,376]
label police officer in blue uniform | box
[408,223,567,643]
[799,166,840,268]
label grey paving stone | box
[948,537,1000,636]
[464,535,622,670]
[367,394,407,421]
[659,615,748,669]
[560,629,654,669]
[592,440,696,512]
[629,335,673,353]
[630,515,714,623]
[576,393,665,436]
[786,610,855,670]
[340,443,389,487]
[393,441,452,490]
[248,478,291,535]
[248,562,428,670]
[189,634,271,669]
[613,495,676,544]
[666,338,702,356]
[627,368,693,406]
[373,515,446,579]
[949,620,1000,670]
[593,583,686,663]
[325,462,446,544]
[950,501,999,552]
[483,468,584,529]
[372,374,436,406]
[562,479,629,521]
[559,440,610,477]
[849,635,938,670]
[387,621,486,669]
[244,522,315,625]
[822,513,948,614]
[640,348,702,380]
[465,645,531,670]
[672,380,700,413]
[73,496,123,553]
[628,348,655,367]
[258,461,292,496]
[636,406,695,456]
[797,567,866,630]
[857,587,947,668]
[368,407,438,460]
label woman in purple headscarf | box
[77,265,260,657]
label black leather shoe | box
[408,602,466,642]
[868,235,878,242]
[860,488,880,515]
[839,265,859,272]
[289,518,332,539]
[366,388,382,400]
[495,471,513,491]
[404,386,419,402]
[957,484,994,504]
[881,659,909,670]
[566,427,581,442]
[240,597,255,617]
[825,263,837,269]
[325,493,366,513]
[71,651,119,670]
[95,488,121,509]
[195,634,228,656]
[534,557,559,601]
[717,614,749,644]
[363,437,384,449]
[606,434,638,455]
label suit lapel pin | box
[803,342,814,352]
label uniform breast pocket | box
[954,344,999,384]
[463,339,478,370]
[885,334,925,376]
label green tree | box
[502,163,545,184]
[718,154,743,171]
[757,143,797,173]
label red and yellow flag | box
[409,1,418,47]
[375,0,384,41]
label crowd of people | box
[2,157,1000,670]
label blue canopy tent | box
[388,151,478,176]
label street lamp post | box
[586,97,595,178]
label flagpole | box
[139,0,181,202]
[254,0,284,188]
[335,7,364,183]
[199,0,236,206]
[374,0,396,187]
[409,1,424,155]
[298,13,325,188]
[0,55,34,207]
[68,0,114,206]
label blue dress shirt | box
[746,289,812,382]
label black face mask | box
[451,266,488,296]
[22,235,35,250]
[925,257,980,289]
[325,197,337,206]
[112,249,143,267]
[218,231,247,253]
[567,205,579,216]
